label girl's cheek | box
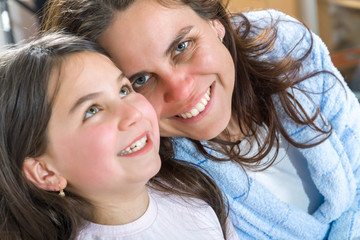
[134,95,160,138]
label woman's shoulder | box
[172,137,201,160]
[244,9,290,21]
[231,9,299,29]
[232,9,311,63]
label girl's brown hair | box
[0,32,104,240]
[0,32,228,239]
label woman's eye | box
[84,106,100,120]
[133,75,150,89]
[174,41,189,56]
[119,85,131,98]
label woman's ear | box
[23,158,67,192]
[210,19,226,39]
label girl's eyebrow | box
[69,73,126,114]
[69,92,101,114]
[165,26,193,56]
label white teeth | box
[195,102,205,112]
[190,108,199,117]
[185,113,192,118]
[200,98,208,106]
[178,87,211,119]
[118,135,147,156]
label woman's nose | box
[117,102,142,131]
[163,74,194,103]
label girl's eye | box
[174,41,189,56]
[133,75,150,89]
[84,106,100,120]
[119,85,131,98]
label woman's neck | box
[218,115,245,142]
[91,186,150,225]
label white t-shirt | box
[246,131,323,213]
[77,188,238,240]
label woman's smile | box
[177,86,211,119]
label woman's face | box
[43,52,160,203]
[99,0,235,140]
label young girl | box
[0,32,238,239]
[42,0,360,239]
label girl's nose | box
[117,102,142,131]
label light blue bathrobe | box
[173,10,360,239]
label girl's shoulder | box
[148,188,229,239]
[149,187,211,211]
[77,188,224,239]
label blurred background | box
[0,0,43,46]
[0,0,359,98]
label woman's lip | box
[178,84,212,115]
[172,82,215,123]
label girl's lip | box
[117,131,153,157]
[172,82,215,123]
[117,134,153,157]
[121,131,148,151]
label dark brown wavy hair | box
[0,32,228,239]
[41,0,337,171]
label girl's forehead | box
[52,52,120,97]
[47,52,90,100]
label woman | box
[42,0,360,239]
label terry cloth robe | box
[173,10,360,240]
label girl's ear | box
[23,158,67,192]
[210,19,226,39]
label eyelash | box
[130,38,195,91]
[174,39,194,58]
[174,40,189,56]
[83,105,102,121]
[119,84,133,97]
[83,84,133,121]
[132,75,151,91]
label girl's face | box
[99,0,235,140]
[43,52,160,202]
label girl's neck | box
[91,186,150,225]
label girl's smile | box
[41,51,161,204]
[117,133,152,157]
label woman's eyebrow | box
[165,26,193,56]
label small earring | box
[218,34,223,43]
[59,184,65,197]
